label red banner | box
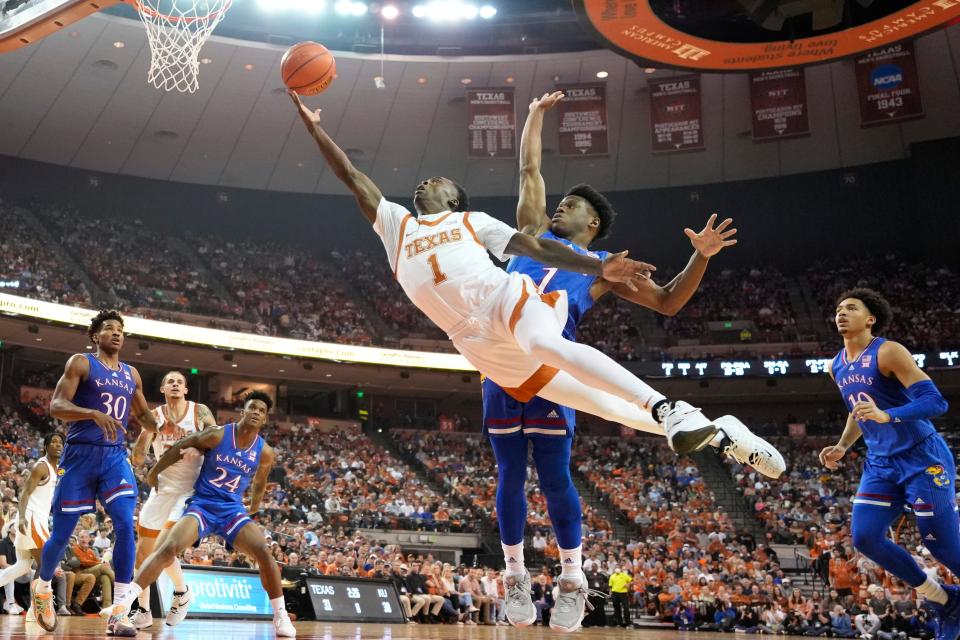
[556,83,608,156]
[467,88,516,158]
[855,41,924,127]
[750,68,810,142]
[649,75,704,154]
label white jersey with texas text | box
[373,198,517,334]
[151,401,204,492]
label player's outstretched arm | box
[146,427,223,488]
[600,213,737,314]
[852,341,949,424]
[16,460,49,535]
[50,354,124,441]
[246,444,275,515]
[288,91,382,224]
[517,92,563,235]
[505,232,653,291]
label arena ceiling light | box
[381,5,399,19]
[411,2,496,21]
[334,0,367,15]
[257,0,327,13]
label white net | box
[134,0,232,93]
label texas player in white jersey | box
[128,371,215,629]
[0,432,63,615]
[290,92,730,454]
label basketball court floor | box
[0,617,725,639]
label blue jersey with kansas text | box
[194,423,264,504]
[68,353,136,446]
[506,230,609,340]
[831,336,936,458]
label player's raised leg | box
[230,522,296,637]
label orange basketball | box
[281,42,336,96]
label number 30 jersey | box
[68,353,136,446]
[193,423,264,504]
[831,336,936,457]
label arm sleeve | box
[885,380,948,423]
[464,211,517,261]
[372,197,413,272]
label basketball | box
[281,41,336,96]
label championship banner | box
[750,68,810,141]
[855,42,924,126]
[556,83,608,156]
[649,75,704,153]
[467,87,516,158]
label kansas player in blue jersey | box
[100,391,296,637]
[32,309,159,635]
[820,288,957,640]
[494,92,785,632]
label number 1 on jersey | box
[428,254,447,285]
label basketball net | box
[133,0,232,93]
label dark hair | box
[836,287,892,334]
[88,309,124,340]
[244,390,273,412]
[564,183,617,243]
[451,180,470,212]
[43,431,64,448]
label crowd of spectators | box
[390,429,613,538]
[196,237,374,345]
[7,201,956,360]
[35,205,235,318]
[659,265,797,344]
[0,204,91,306]
[807,254,959,352]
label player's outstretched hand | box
[529,91,565,112]
[818,445,846,470]
[602,251,655,291]
[17,517,28,537]
[91,410,124,442]
[685,213,737,258]
[289,90,321,126]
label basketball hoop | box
[133,0,232,93]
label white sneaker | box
[713,416,786,479]
[550,571,594,633]
[165,587,192,626]
[4,602,24,615]
[130,606,154,629]
[274,611,297,637]
[503,571,537,627]
[26,606,37,622]
[659,400,719,454]
[103,604,137,637]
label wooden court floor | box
[0,616,793,639]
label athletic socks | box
[916,578,949,605]
[502,542,526,576]
[169,558,187,592]
[137,583,151,610]
[114,582,142,609]
[36,579,52,594]
[270,596,286,615]
[558,546,583,583]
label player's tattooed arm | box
[288,91,382,224]
[147,427,223,488]
[196,403,218,429]
[50,354,125,440]
[129,366,159,434]
[517,92,563,235]
[247,444,275,516]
